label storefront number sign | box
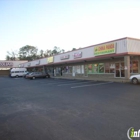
[47,57,54,63]
[94,43,115,56]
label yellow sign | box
[47,56,53,63]
[94,43,115,56]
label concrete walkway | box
[51,76,129,83]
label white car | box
[129,75,140,84]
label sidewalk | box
[51,76,129,83]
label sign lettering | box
[0,62,13,67]
[74,52,82,59]
[94,43,115,56]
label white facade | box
[127,38,140,53]
[0,60,28,68]
[23,37,133,68]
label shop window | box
[105,63,110,73]
[76,66,81,73]
[130,61,133,73]
[98,63,104,73]
[75,65,84,74]
[47,67,53,73]
[93,64,98,73]
[65,66,69,73]
[120,63,125,77]
[62,67,67,73]
[110,63,115,73]
[131,61,138,73]
[55,67,60,74]
[67,66,72,73]
[88,64,93,74]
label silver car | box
[26,72,50,80]
[129,75,140,84]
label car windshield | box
[29,73,33,75]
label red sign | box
[74,52,82,59]
[0,62,13,67]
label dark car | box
[26,72,50,79]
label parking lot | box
[0,77,140,140]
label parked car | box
[129,74,140,84]
[26,72,50,79]
[23,72,30,78]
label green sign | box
[94,43,115,56]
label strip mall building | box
[1,37,140,82]
[0,60,27,76]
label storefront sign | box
[19,64,24,67]
[0,62,13,67]
[60,55,69,60]
[27,63,31,66]
[94,43,115,56]
[47,56,53,63]
[74,52,82,59]
[36,60,40,65]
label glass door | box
[115,63,120,77]
[115,62,125,78]
[120,62,125,77]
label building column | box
[124,56,130,79]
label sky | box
[0,0,140,60]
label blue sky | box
[0,0,140,60]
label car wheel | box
[32,77,35,80]
[132,78,138,84]
[16,75,18,78]
[46,75,49,78]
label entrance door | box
[115,62,125,77]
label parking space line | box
[50,79,77,82]
[38,80,85,85]
[71,82,113,88]
[58,81,96,86]
[45,81,85,85]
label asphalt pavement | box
[0,77,140,140]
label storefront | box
[0,60,27,76]
[22,37,140,82]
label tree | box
[19,45,38,61]
[72,48,76,51]
[44,49,52,57]
[6,55,10,60]
[51,46,60,55]
[39,50,44,58]
[51,46,65,55]
[6,45,66,60]
[6,50,18,60]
